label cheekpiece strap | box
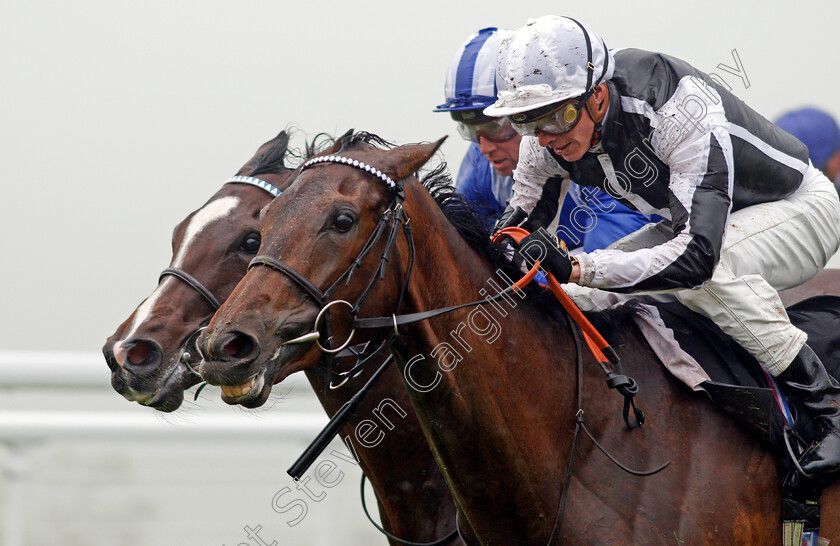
[225,175,282,197]
[302,155,400,194]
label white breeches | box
[569,165,840,375]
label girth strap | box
[159,267,221,310]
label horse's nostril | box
[223,332,256,360]
[128,342,153,366]
[103,343,120,371]
[121,339,163,373]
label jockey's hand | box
[493,205,527,234]
[519,228,574,283]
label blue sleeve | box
[555,184,651,252]
[555,196,586,251]
[579,187,651,252]
[456,144,507,219]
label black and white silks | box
[511,48,811,293]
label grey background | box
[1,1,838,545]
[2,0,838,352]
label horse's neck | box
[391,185,583,541]
[397,213,577,411]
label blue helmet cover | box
[435,27,503,112]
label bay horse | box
[198,132,840,544]
[103,131,462,545]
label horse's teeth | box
[221,376,256,398]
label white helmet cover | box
[484,15,615,117]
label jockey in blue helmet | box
[434,27,650,252]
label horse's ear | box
[387,136,448,182]
[237,131,291,175]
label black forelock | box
[303,132,339,160]
[338,131,394,153]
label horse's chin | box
[145,388,186,413]
[144,363,202,412]
[110,362,172,406]
[128,361,196,412]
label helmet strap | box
[565,16,611,150]
[585,85,609,148]
[590,124,603,149]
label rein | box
[493,227,646,429]
[360,474,459,546]
[489,227,670,542]
[548,313,670,544]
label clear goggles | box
[509,92,593,137]
[456,118,518,143]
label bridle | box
[248,155,416,389]
[157,175,284,378]
[263,154,546,392]
[253,154,533,388]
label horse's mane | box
[419,142,644,342]
[421,161,640,342]
[418,164,526,282]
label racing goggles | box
[456,118,518,144]
[509,90,594,137]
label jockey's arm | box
[509,81,735,293]
[574,90,735,292]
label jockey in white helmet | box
[485,15,840,482]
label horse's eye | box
[239,233,261,254]
[333,213,355,233]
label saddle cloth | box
[622,294,840,485]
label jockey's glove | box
[519,228,574,283]
[494,205,528,234]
